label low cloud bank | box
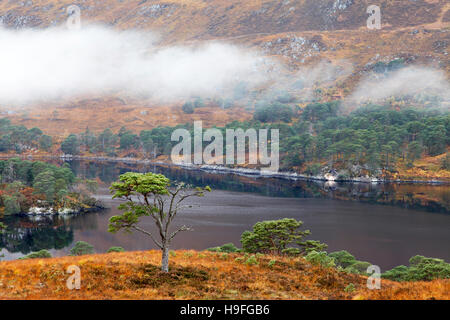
[346,66,450,108]
[0,25,448,110]
[0,26,271,106]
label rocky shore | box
[24,203,105,216]
[1,154,448,185]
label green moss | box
[344,283,356,293]
[245,255,259,266]
[219,253,229,260]
[268,259,276,268]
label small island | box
[0,158,103,216]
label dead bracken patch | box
[129,264,209,288]
[0,250,448,300]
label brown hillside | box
[0,0,448,39]
[3,97,252,135]
[0,0,449,133]
[0,250,448,300]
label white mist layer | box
[347,66,450,107]
[1,25,448,110]
[0,26,271,106]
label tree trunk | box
[161,244,170,272]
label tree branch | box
[169,225,192,241]
[132,225,163,249]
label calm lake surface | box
[1,160,449,270]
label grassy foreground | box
[0,250,448,300]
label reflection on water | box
[69,160,450,213]
[0,215,74,254]
[1,160,449,269]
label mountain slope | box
[1,0,448,39]
[0,0,449,133]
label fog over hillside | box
[0,25,273,106]
[0,22,448,109]
[345,66,450,110]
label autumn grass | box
[397,151,450,182]
[0,250,448,300]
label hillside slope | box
[3,98,253,136]
[1,0,448,39]
[0,250,448,300]
[0,0,449,134]
[1,0,448,80]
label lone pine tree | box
[108,172,211,272]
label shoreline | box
[0,154,448,185]
[18,203,105,217]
